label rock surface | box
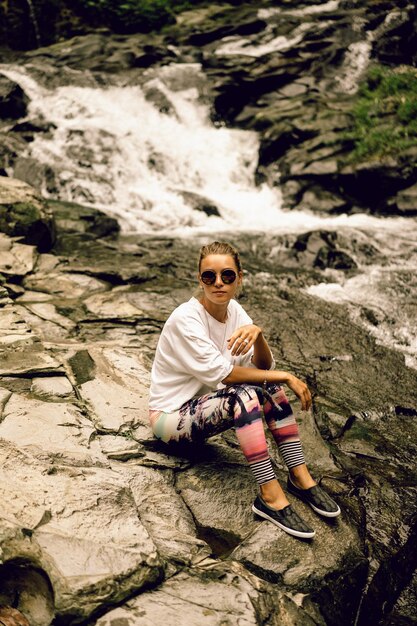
[0,1,416,623]
[0,177,55,251]
[0,74,28,119]
[0,179,415,625]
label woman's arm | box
[252,329,273,369]
[222,365,312,411]
[227,324,273,369]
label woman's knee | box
[231,384,263,412]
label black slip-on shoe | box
[287,477,341,518]
[252,495,316,539]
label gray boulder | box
[0,74,29,119]
[0,177,55,252]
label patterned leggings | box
[150,383,305,485]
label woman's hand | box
[227,324,262,356]
[286,374,312,411]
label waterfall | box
[1,63,411,238]
[1,60,416,368]
[26,0,41,48]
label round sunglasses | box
[200,269,237,285]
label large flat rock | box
[0,178,55,251]
[0,394,105,466]
[0,344,64,376]
[75,347,151,431]
[129,466,210,566]
[95,561,326,626]
[0,439,163,622]
[0,233,38,276]
[0,303,37,346]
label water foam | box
[258,1,340,20]
[2,63,414,240]
[2,62,417,367]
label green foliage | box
[346,65,417,162]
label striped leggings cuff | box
[278,441,305,469]
[249,458,276,485]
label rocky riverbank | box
[0,177,416,625]
[1,0,417,623]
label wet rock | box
[133,45,177,69]
[0,75,29,119]
[26,33,108,70]
[47,198,120,239]
[10,117,57,137]
[373,5,417,66]
[0,133,29,174]
[338,159,414,213]
[177,190,221,217]
[390,181,417,216]
[0,178,55,252]
[292,231,358,271]
[143,83,175,115]
[67,349,96,385]
[0,234,37,277]
[12,158,58,195]
[297,186,349,215]
[357,520,417,626]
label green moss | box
[11,202,41,225]
[345,65,417,163]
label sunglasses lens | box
[201,270,237,285]
[201,271,216,285]
[221,270,237,284]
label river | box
[1,37,417,370]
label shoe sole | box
[287,486,341,518]
[252,505,316,539]
[310,502,341,518]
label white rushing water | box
[1,63,412,236]
[307,260,417,370]
[2,62,417,367]
[215,22,315,58]
[3,64,284,233]
[258,1,340,20]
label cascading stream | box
[26,0,41,47]
[0,63,412,235]
[1,58,416,368]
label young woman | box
[149,241,340,539]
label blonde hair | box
[197,241,242,273]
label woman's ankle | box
[260,479,290,510]
[289,464,316,490]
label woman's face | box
[198,253,242,306]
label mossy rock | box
[0,177,55,251]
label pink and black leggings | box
[151,383,305,485]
